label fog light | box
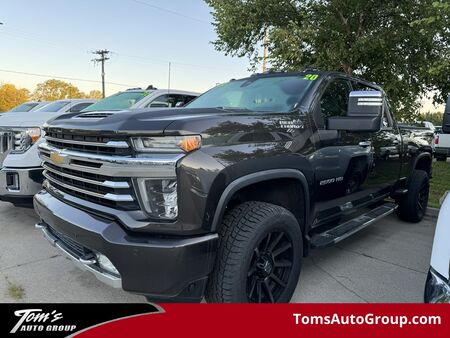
[6,172,19,191]
[96,253,119,276]
[136,178,178,220]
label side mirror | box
[328,90,383,132]
[175,101,185,108]
[443,96,450,133]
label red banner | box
[75,304,450,338]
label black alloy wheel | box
[247,231,294,303]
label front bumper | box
[34,190,219,302]
[0,167,43,201]
[424,267,450,303]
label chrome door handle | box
[358,141,371,147]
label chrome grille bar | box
[42,163,130,189]
[46,136,129,149]
[39,142,181,178]
[43,171,134,202]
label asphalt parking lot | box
[0,201,437,303]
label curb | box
[427,207,440,217]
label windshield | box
[187,75,316,112]
[35,101,69,112]
[81,91,150,112]
[9,103,38,112]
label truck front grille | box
[45,131,132,156]
[41,129,140,211]
[42,163,138,210]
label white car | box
[7,101,49,113]
[424,192,450,303]
[0,99,96,206]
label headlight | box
[136,178,178,220]
[425,269,450,303]
[12,127,41,153]
[131,135,201,153]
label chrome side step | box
[310,202,398,248]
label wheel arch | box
[413,152,432,177]
[210,169,311,255]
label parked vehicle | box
[398,121,436,150]
[77,87,199,117]
[434,97,450,161]
[34,71,432,303]
[7,101,49,113]
[0,99,96,206]
[425,192,450,303]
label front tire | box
[205,201,302,303]
[396,170,430,223]
[436,155,447,162]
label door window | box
[383,99,395,128]
[70,102,94,112]
[315,79,352,129]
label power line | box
[131,0,210,24]
[0,24,238,74]
[0,68,137,88]
[91,50,111,98]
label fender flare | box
[412,152,432,174]
[210,169,310,232]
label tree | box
[32,79,84,101]
[0,84,30,112]
[419,111,443,125]
[412,1,450,105]
[206,0,450,121]
[87,90,103,99]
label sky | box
[0,0,252,95]
[0,0,444,113]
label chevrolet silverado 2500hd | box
[34,71,432,303]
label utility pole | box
[168,62,171,94]
[262,28,268,72]
[91,49,110,98]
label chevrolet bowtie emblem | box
[50,151,67,165]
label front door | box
[309,78,396,227]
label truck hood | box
[0,110,68,127]
[44,108,257,135]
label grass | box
[429,161,450,208]
[5,277,25,300]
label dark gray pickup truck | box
[34,71,432,303]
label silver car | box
[7,101,49,113]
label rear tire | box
[396,170,429,223]
[205,201,302,303]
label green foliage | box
[206,0,450,120]
[419,111,443,125]
[412,1,450,106]
[429,161,450,208]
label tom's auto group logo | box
[10,309,76,334]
